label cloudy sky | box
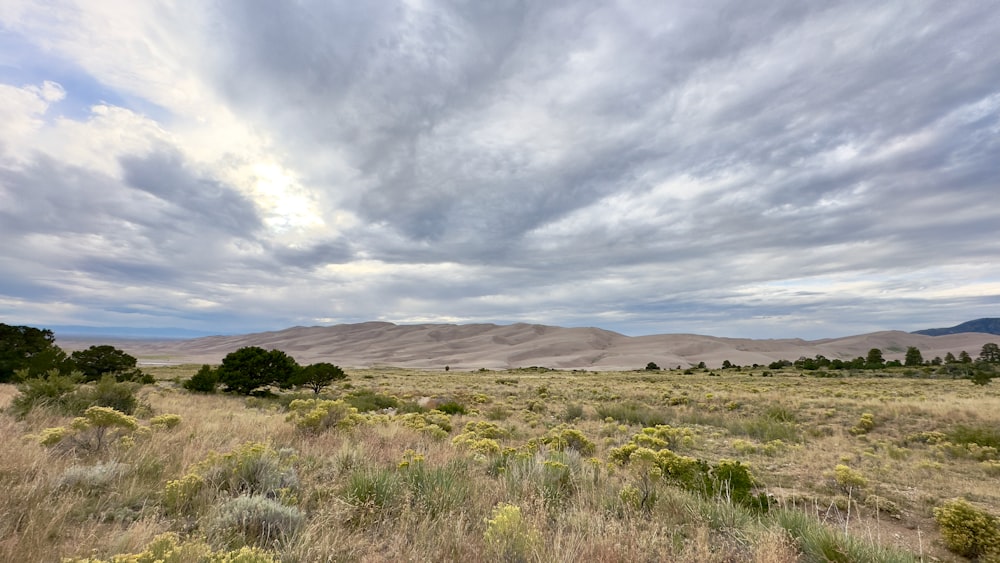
[1,1,998,339]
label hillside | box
[912,317,1000,336]
[56,322,1000,370]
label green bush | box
[341,467,404,525]
[933,498,1000,559]
[436,400,467,415]
[344,389,399,412]
[401,460,472,518]
[562,403,584,422]
[70,375,143,415]
[947,424,1000,450]
[9,372,80,417]
[183,365,219,393]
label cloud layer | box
[1,1,998,338]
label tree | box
[959,351,972,364]
[70,345,142,382]
[979,343,1000,363]
[944,352,957,363]
[722,360,734,369]
[866,348,885,368]
[0,324,71,382]
[291,362,347,394]
[904,346,924,367]
[645,362,660,371]
[217,347,299,395]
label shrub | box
[947,424,1000,450]
[436,400,467,415]
[933,498,1000,559]
[595,401,667,426]
[165,442,299,515]
[401,460,472,519]
[9,373,80,417]
[484,504,540,562]
[58,462,129,492]
[341,467,403,524]
[39,406,140,452]
[344,389,398,412]
[184,365,219,393]
[849,413,876,435]
[149,413,182,430]
[64,532,281,563]
[832,464,867,491]
[562,403,584,422]
[540,425,596,455]
[397,410,452,437]
[286,399,360,433]
[208,495,304,550]
[70,375,143,415]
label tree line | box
[760,343,998,385]
[1,323,347,395]
[0,324,147,383]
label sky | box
[1,1,998,340]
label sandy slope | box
[55,322,1000,370]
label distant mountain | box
[912,318,1000,337]
[50,325,223,339]
[56,322,1000,370]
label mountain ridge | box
[55,321,1000,371]
[912,318,1000,336]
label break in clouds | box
[1,1,998,338]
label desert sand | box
[55,322,1000,371]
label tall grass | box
[2,366,998,561]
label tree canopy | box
[904,346,923,366]
[0,323,71,382]
[217,346,300,394]
[291,362,347,394]
[980,343,1000,363]
[70,345,141,382]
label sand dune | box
[55,322,1000,371]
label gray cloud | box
[1,1,999,337]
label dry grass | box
[2,366,998,561]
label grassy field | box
[2,365,999,561]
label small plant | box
[341,467,403,525]
[933,498,1000,559]
[286,399,361,433]
[57,462,129,492]
[562,403,584,422]
[207,495,304,550]
[484,503,540,562]
[38,406,140,452]
[849,413,876,435]
[9,372,79,417]
[436,400,467,415]
[539,425,596,455]
[64,532,280,562]
[71,374,143,415]
[150,413,182,430]
[164,442,299,515]
[832,464,867,491]
[344,389,398,412]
